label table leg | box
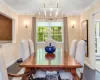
[71,68,76,76]
[22,68,31,80]
[71,68,80,80]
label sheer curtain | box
[63,17,69,52]
[32,17,36,51]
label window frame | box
[95,20,100,56]
[36,21,64,43]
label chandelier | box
[37,1,64,20]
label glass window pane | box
[38,32,43,42]
[52,34,62,42]
[95,23,96,37]
[95,38,97,53]
[37,26,48,42]
[51,26,62,42]
[99,23,100,37]
[43,34,48,41]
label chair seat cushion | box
[46,74,58,80]
[46,71,57,75]
[35,70,46,78]
[59,71,73,80]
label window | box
[51,26,62,42]
[37,21,63,42]
[95,21,100,55]
[37,26,48,42]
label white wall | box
[67,15,81,49]
[0,1,18,67]
[95,13,100,20]
[80,0,100,69]
[18,15,32,42]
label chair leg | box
[29,74,34,80]
[73,73,80,80]
[80,73,83,80]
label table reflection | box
[36,48,64,65]
[45,53,55,60]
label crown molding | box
[81,0,98,14]
[0,0,19,15]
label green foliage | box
[37,26,62,42]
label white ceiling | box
[2,0,95,15]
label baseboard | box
[85,61,94,70]
[6,58,18,68]
[96,68,100,73]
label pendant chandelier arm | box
[38,0,64,20]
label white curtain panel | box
[32,17,36,51]
[63,17,69,52]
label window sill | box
[96,53,100,57]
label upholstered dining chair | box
[59,40,86,80]
[20,40,30,61]
[75,40,86,79]
[69,40,77,58]
[0,46,30,80]
[59,70,73,80]
[28,39,34,55]
[20,40,46,79]
[20,40,34,79]
[28,40,46,79]
[35,70,46,79]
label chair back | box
[0,46,9,80]
[20,40,30,61]
[69,40,77,58]
[28,39,34,55]
[75,40,86,73]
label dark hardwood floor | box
[7,61,22,80]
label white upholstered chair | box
[59,40,86,80]
[75,40,86,79]
[20,40,30,61]
[59,70,73,80]
[0,47,9,80]
[35,70,46,78]
[28,39,34,55]
[28,40,46,79]
[20,40,46,79]
[0,46,30,80]
[69,40,77,58]
[19,40,31,79]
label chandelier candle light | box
[37,0,64,20]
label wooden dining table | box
[20,48,82,80]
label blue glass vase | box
[45,43,56,53]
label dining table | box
[20,48,82,80]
